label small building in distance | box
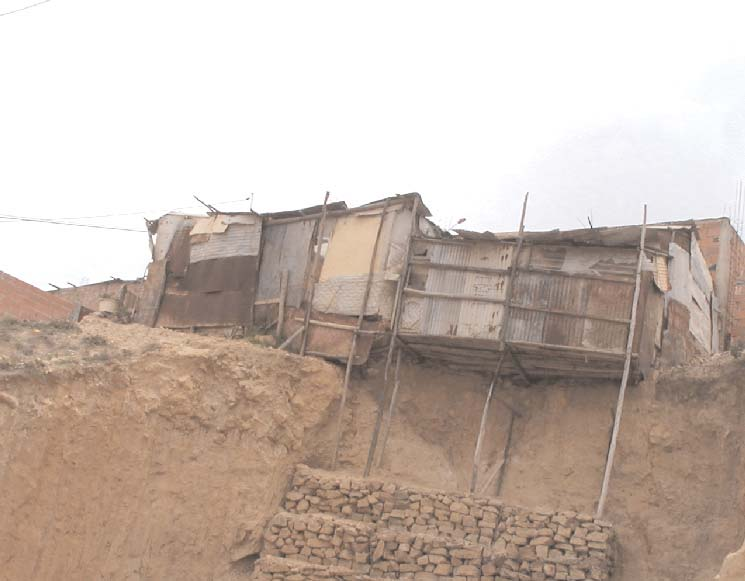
[0,271,82,322]
[50,278,143,315]
[693,217,745,348]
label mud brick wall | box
[277,465,615,580]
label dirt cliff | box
[332,356,745,581]
[0,317,342,580]
[1,316,743,580]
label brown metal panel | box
[156,290,254,327]
[180,256,258,293]
[156,255,259,328]
[133,260,168,327]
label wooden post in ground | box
[276,270,288,339]
[470,352,506,493]
[361,196,420,476]
[469,192,529,495]
[331,199,390,470]
[494,410,516,496]
[365,347,402,475]
[596,205,648,519]
[300,192,330,355]
[383,196,420,382]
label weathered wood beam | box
[596,205,648,519]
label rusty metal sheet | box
[133,260,168,326]
[405,240,512,338]
[155,254,259,328]
[180,256,258,293]
[157,290,254,327]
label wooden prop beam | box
[469,193,528,495]
[300,192,330,356]
[596,205,648,518]
[331,199,390,470]
[364,347,402,476]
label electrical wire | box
[27,197,251,221]
[0,0,53,17]
[0,214,147,232]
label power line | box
[0,214,147,232]
[0,0,53,18]
[30,197,251,221]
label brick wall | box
[51,279,142,313]
[694,219,745,346]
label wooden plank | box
[403,287,507,305]
[254,298,281,306]
[291,317,380,334]
[331,198,390,470]
[300,192,330,356]
[278,326,303,350]
[410,258,635,285]
[276,270,288,339]
[364,347,401,476]
[596,205,647,519]
[495,411,516,496]
[470,352,507,493]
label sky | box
[2,0,745,288]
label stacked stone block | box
[253,465,615,580]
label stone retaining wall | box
[276,465,615,580]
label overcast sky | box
[2,1,745,288]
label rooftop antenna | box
[193,194,220,214]
[249,193,254,212]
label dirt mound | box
[0,317,342,580]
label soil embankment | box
[1,316,743,581]
[0,318,342,580]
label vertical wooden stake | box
[362,196,420,476]
[331,199,390,470]
[276,270,288,339]
[469,193,528,495]
[383,196,420,382]
[494,410,516,496]
[300,192,330,355]
[470,351,507,493]
[596,205,648,519]
[364,347,402,476]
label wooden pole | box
[364,347,401,476]
[383,196,420,382]
[300,192,330,355]
[331,199,390,470]
[276,270,288,339]
[470,351,506,493]
[500,192,529,347]
[278,326,303,350]
[596,205,648,519]
[375,347,402,470]
[361,196,420,476]
[494,410,516,496]
[469,192,529,494]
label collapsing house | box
[134,193,717,380]
[133,192,723,513]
